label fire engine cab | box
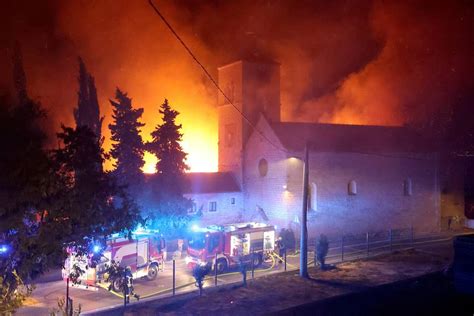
[62,231,165,291]
[186,222,275,273]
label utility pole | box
[300,143,309,278]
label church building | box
[184,59,468,236]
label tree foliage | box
[148,99,189,179]
[12,42,28,105]
[0,94,51,312]
[0,271,33,315]
[147,99,191,219]
[51,125,142,250]
[0,55,142,312]
[73,57,103,140]
[109,88,145,189]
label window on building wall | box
[310,182,317,211]
[231,197,235,205]
[225,124,235,147]
[348,180,357,195]
[258,158,268,177]
[404,178,413,196]
[209,201,217,212]
[224,81,235,104]
[188,202,197,214]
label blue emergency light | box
[0,244,10,254]
[92,245,101,254]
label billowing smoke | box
[169,0,473,126]
[0,0,472,170]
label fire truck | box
[62,231,165,292]
[186,222,275,273]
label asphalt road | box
[17,232,459,315]
[18,254,293,315]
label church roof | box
[184,172,240,194]
[270,122,433,153]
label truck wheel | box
[111,277,122,293]
[147,264,158,281]
[216,259,227,274]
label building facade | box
[184,58,467,236]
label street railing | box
[82,228,460,315]
[318,227,455,266]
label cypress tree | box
[147,99,190,216]
[12,42,28,105]
[73,57,103,140]
[109,88,145,189]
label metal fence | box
[76,227,457,315]
[312,227,454,266]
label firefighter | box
[275,236,285,264]
[124,267,140,303]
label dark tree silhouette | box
[147,99,190,218]
[73,57,103,140]
[316,234,329,270]
[421,93,474,219]
[0,54,142,313]
[12,42,28,105]
[149,99,189,178]
[52,125,142,245]
[109,88,145,189]
[0,93,51,312]
[192,264,210,296]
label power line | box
[147,0,288,154]
[147,0,433,162]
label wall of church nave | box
[284,152,441,237]
[244,151,441,237]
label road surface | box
[17,231,459,315]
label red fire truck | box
[186,222,275,273]
[62,231,165,291]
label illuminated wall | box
[185,191,243,226]
[244,116,443,237]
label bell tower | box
[217,59,280,187]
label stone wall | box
[244,118,442,237]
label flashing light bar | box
[92,245,101,254]
[0,244,9,254]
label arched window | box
[310,182,317,211]
[348,180,357,195]
[404,178,413,196]
[258,158,268,177]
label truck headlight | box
[185,256,193,265]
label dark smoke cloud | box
[169,0,473,125]
[0,0,473,168]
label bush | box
[238,257,248,286]
[0,271,33,315]
[279,228,296,251]
[316,234,329,269]
[49,297,82,316]
[192,264,210,296]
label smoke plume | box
[0,0,472,170]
